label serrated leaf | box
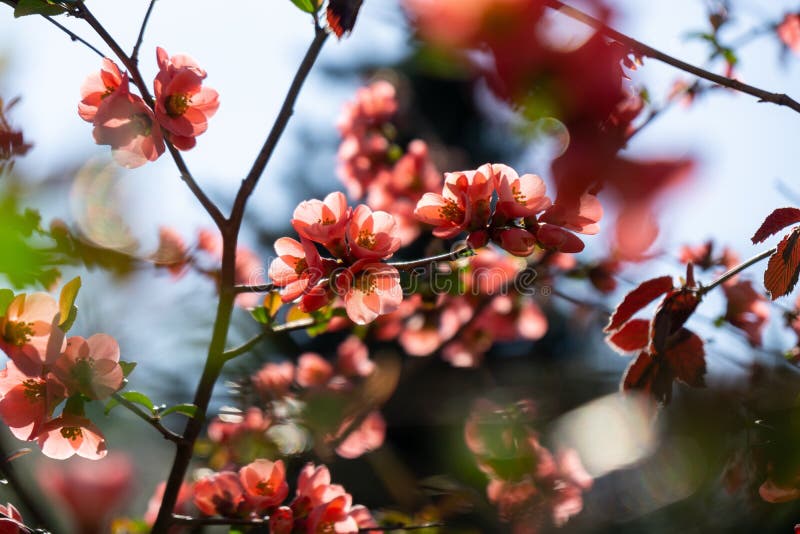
[751,207,800,244]
[58,276,81,328]
[120,391,156,414]
[14,0,67,17]
[764,228,800,300]
[119,360,137,378]
[0,289,14,317]
[159,403,198,419]
[605,276,674,333]
[289,0,317,13]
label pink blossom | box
[151,226,189,277]
[337,80,397,137]
[297,353,334,388]
[347,204,401,260]
[252,361,295,398]
[307,494,359,534]
[234,245,267,309]
[335,411,386,459]
[269,506,294,534]
[336,261,403,325]
[52,334,124,400]
[36,414,107,460]
[494,228,537,257]
[92,80,165,168]
[723,280,770,347]
[540,194,602,235]
[292,192,351,254]
[153,47,219,149]
[336,335,374,377]
[193,471,247,517]
[779,14,800,54]
[269,238,325,303]
[78,58,124,122]
[492,164,551,219]
[0,292,63,377]
[37,453,132,533]
[239,459,289,512]
[535,223,585,253]
[0,361,64,440]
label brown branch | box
[111,392,185,444]
[228,25,328,230]
[544,0,800,114]
[131,0,157,64]
[0,440,55,532]
[698,247,776,296]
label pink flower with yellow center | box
[52,334,124,400]
[0,361,65,440]
[347,204,401,260]
[492,163,551,219]
[193,471,246,518]
[78,58,125,123]
[291,192,351,254]
[36,414,107,460]
[336,261,403,325]
[153,47,219,150]
[92,80,165,168]
[239,459,289,512]
[269,237,326,303]
[0,292,64,377]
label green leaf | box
[104,397,120,415]
[120,391,156,414]
[0,289,14,317]
[14,0,67,17]
[289,0,317,14]
[58,276,81,329]
[159,403,198,419]
[250,306,270,325]
[119,360,137,378]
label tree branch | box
[698,247,776,296]
[544,0,800,114]
[74,1,227,230]
[131,0,157,64]
[228,25,328,229]
[0,441,55,532]
[222,330,269,360]
[111,392,185,444]
[388,246,475,272]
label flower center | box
[356,229,376,249]
[166,93,190,118]
[294,257,309,275]
[131,113,153,136]
[60,426,82,441]
[3,321,33,346]
[511,184,527,205]
[356,273,378,295]
[438,199,464,223]
[22,379,45,401]
[70,357,96,389]
[255,479,275,496]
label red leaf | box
[621,351,673,404]
[664,328,706,387]
[650,288,701,354]
[606,318,650,353]
[764,228,800,300]
[326,0,364,38]
[605,276,673,333]
[751,207,800,244]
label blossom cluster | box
[415,163,602,256]
[465,399,593,532]
[206,335,387,468]
[0,289,125,459]
[166,461,380,533]
[78,48,218,168]
[269,192,403,325]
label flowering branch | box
[698,247,776,296]
[387,246,475,272]
[111,392,185,444]
[234,282,275,294]
[74,1,227,230]
[544,0,800,114]
[170,514,444,531]
[131,0,157,64]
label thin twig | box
[75,1,227,230]
[235,282,275,294]
[0,440,55,532]
[131,0,157,64]
[170,514,444,531]
[544,0,800,114]
[111,392,185,444]
[222,331,269,360]
[228,25,328,229]
[388,247,474,272]
[43,13,105,58]
[698,247,776,296]
[272,317,317,332]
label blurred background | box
[2,0,800,532]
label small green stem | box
[111,392,184,443]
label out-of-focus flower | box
[37,453,132,533]
[335,411,386,459]
[151,226,189,277]
[307,495,359,534]
[297,353,334,388]
[336,336,374,377]
[92,81,165,168]
[0,292,63,377]
[252,361,295,398]
[723,280,769,347]
[145,481,195,526]
[0,362,64,440]
[52,334,124,400]
[778,14,800,54]
[153,47,219,150]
